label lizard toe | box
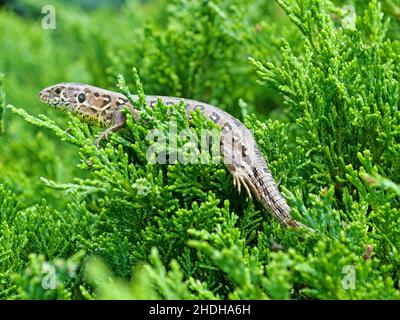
[241,177,253,199]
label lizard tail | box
[259,183,315,232]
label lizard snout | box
[38,89,50,102]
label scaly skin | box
[39,83,314,231]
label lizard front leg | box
[95,109,126,148]
[95,104,141,147]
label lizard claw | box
[236,176,241,194]
[232,172,253,199]
[94,129,112,148]
[240,176,253,199]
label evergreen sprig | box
[1,0,400,300]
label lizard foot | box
[232,171,253,199]
[94,130,111,148]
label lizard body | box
[39,83,312,230]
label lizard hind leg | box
[229,165,259,200]
[233,174,252,199]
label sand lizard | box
[39,83,313,231]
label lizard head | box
[39,82,139,127]
[39,83,90,111]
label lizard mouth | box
[38,90,69,108]
[38,90,52,104]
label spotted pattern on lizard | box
[39,82,313,231]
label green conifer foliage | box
[0,0,400,300]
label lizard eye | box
[55,88,61,94]
[78,93,86,103]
